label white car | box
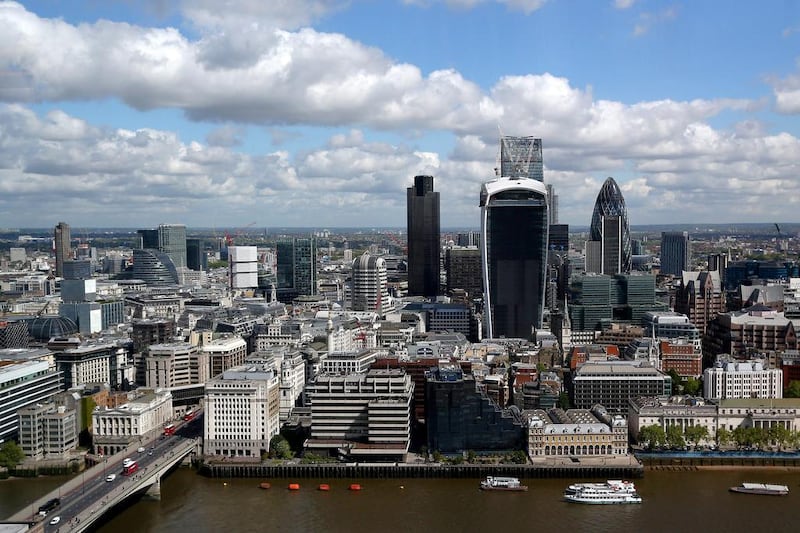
[49,516,61,525]
[106,474,116,482]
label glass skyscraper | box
[276,236,317,301]
[158,224,187,269]
[588,177,631,274]
[660,231,692,276]
[406,175,440,297]
[499,136,543,181]
[54,221,71,278]
[480,177,549,339]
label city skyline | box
[1,1,800,228]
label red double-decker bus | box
[122,461,139,476]
[163,423,176,436]
[183,409,196,421]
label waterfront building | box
[628,396,719,445]
[204,363,280,458]
[92,388,173,455]
[480,176,548,338]
[674,270,725,336]
[0,351,63,442]
[628,396,800,445]
[703,359,783,400]
[304,369,413,461]
[586,178,631,274]
[445,247,482,299]
[426,365,525,453]
[54,222,71,278]
[571,360,671,415]
[526,407,628,459]
[407,175,440,297]
[202,336,248,378]
[18,402,78,459]
[146,342,208,389]
[351,252,389,313]
[703,306,798,360]
[660,232,691,276]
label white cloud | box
[613,0,636,9]
[634,6,678,37]
[771,62,800,114]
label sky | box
[1,0,799,230]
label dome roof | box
[27,315,79,341]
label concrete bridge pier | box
[144,477,161,500]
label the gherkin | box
[589,177,631,273]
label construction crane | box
[225,222,257,247]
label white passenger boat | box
[564,480,642,504]
[480,476,528,491]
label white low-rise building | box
[92,388,173,455]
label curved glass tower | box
[480,177,549,339]
[133,249,180,286]
[589,177,631,274]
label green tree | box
[684,425,709,448]
[0,441,25,468]
[637,424,667,450]
[785,380,800,398]
[558,392,571,410]
[466,450,477,464]
[768,425,791,451]
[667,369,682,394]
[716,427,732,448]
[683,377,701,396]
[666,425,686,449]
[269,434,294,460]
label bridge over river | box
[3,435,199,532]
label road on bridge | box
[9,413,203,531]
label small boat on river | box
[729,483,789,496]
[479,476,528,492]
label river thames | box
[2,468,799,532]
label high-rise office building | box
[229,246,259,290]
[276,237,317,301]
[351,252,389,312]
[407,175,440,297]
[137,229,159,249]
[587,177,631,274]
[660,231,692,276]
[480,176,549,339]
[546,183,559,225]
[54,222,71,278]
[186,238,207,271]
[132,249,180,286]
[158,224,187,269]
[445,247,483,298]
[499,136,543,181]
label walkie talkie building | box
[480,177,549,339]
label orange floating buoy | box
[288,483,300,491]
[349,484,362,491]
[259,482,271,489]
[318,484,330,491]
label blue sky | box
[1,0,799,229]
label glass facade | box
[499,136,543,181]
[407,175,440,297]
[481,178,548,339]
[589,177,631,274]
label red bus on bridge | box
[164,423,176,436]
[122,461,139,476]
[183,409,196,421]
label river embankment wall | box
[200,461,644,479]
